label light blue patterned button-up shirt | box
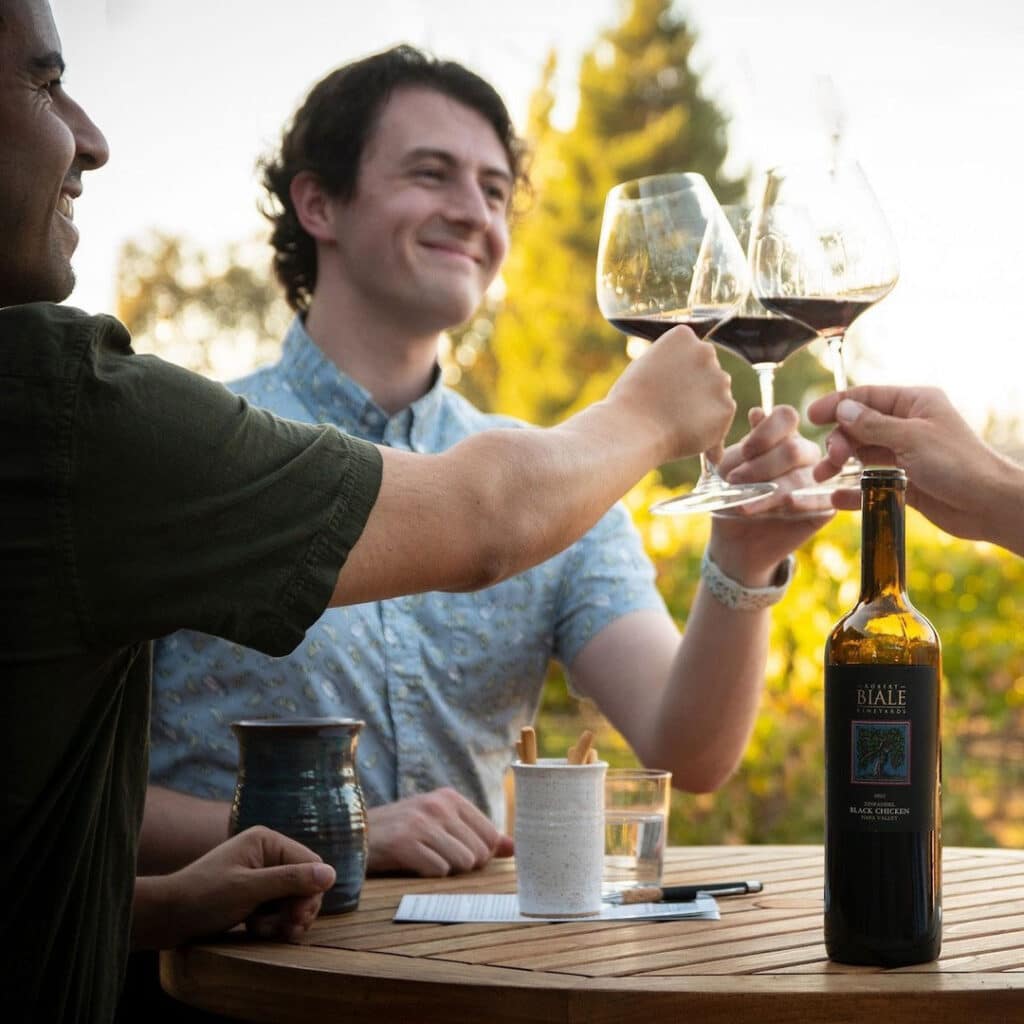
[150,319,665,826]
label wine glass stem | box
[826,332,863,479]
[754,364,777,415]
[827,334,848,392]
[698,451,721,482]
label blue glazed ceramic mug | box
[229,718,368,914]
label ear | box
[289,171,340,243]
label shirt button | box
[397,685,409,699]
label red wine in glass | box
[607,312,723,341]
[757,296,873,342]
[711,314,818,367]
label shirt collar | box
[278,316,446,449]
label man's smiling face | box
[320,86,513,334]
[0,0,109,305]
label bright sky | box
[54,0,1024,432]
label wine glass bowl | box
[596,172,776,515]
[750,159,899,493]
[597,173,745,339]
[710,204,819,415]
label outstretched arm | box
[331,326,736,605]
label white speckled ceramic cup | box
[513,757,607,917]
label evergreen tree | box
[479,0,743,425]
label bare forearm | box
[333,398,672,606]
[641,586,771,791]
[139,785,230,874]
[574,602,770,795]
[131,874,189,950]
[466,403,674,579]
[332,327,737,607]
[982,457,1024,558]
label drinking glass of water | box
[603,768,672,894]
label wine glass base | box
[712,503,835,523]
[710,485,836,521]
[792,466,862,499]
[650,481,777,517]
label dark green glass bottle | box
[824,468,942,965]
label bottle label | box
[825,664,939,832]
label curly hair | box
[259,45,528,312]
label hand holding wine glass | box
[750,158,899,494]
[605,321,737,464]
[596,172,776,515]
[711,404,834,571]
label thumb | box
[494,834,515,858]
[836,399,903,450]
[243,861,336,904]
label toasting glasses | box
[750,158,899,495]
[596,173,776,515]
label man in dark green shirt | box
[0,2,741,1020]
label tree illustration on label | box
[852,723,910,784]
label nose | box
[445,175,491,230]
[65,94,110,172]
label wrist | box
[701,549,795,611]
[132,874,184,950]
[705,538,778,588]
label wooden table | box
[162,845,1024,1023]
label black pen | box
[603,880,763,905]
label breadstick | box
[520,726,538,765]
[567,728,594,765]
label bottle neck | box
[860,478,907,601]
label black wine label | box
[825,664,939,832]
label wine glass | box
[711,204,818,415]
[750,159,899,494]
[596,172,776,515]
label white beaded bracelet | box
[701,550,796,611]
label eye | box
[39,75,64,97]
[413,165,445,182]
[483,182,511,211]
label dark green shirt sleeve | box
[2,304,382,658]
[73,311,383,655]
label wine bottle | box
[824,468,942,966]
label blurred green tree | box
[116,232,290,380]
[463,0,832,481]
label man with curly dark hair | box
[261,45,528,313]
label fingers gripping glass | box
[596,173,776,515]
